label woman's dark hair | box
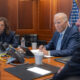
[0,17,10,34]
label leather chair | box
[24,34,37,47]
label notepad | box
[5,63,59,80]
[31,49,40,54]
[27,67,51,75]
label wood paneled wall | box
[0,0,72,42]
[37,0,57,41]
[57,0,73,19]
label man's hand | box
[42,48,48,55]
[39,45,44,51]
[39,45,48,55]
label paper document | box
[0,52,7,57]
[31,49,53,58]
[27,67,51,75]
[44,55,53,58]
[31,49,39,54]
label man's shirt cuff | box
[48,51,51,56]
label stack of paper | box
[27,67,51,75]
[31,49,52,58]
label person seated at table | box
[0,17,19,48]
[47,19,80,80]
[50,45,80,80]
[39,13,78,57]
[50,31,80,80]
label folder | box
[5,63,59,80]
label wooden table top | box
[0,57,65,80]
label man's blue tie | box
[56,33,63,50]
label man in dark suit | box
[39,13,78,57]
[51,41,80,80]
[46,18,80,80]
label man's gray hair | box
[54,13,68,22]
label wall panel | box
[57,0,73,19]
[16,0,38,35]
[18,0,33,29]
[0,0,8,17]
[39,0,51,29]
[7,0,18,30]
[38,0,57,41]
[0,0,73,42]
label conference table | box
[0,56,65,80]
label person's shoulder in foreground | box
[50,19,80,80]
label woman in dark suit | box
[0,17,19,48]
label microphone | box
[3,42,9,50]
[0,42,5,52]
[0,42,9,52]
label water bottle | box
[21,37,25,47]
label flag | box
[69,0,79,26]
[75,0,80,9]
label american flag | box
[69,0,79,26]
